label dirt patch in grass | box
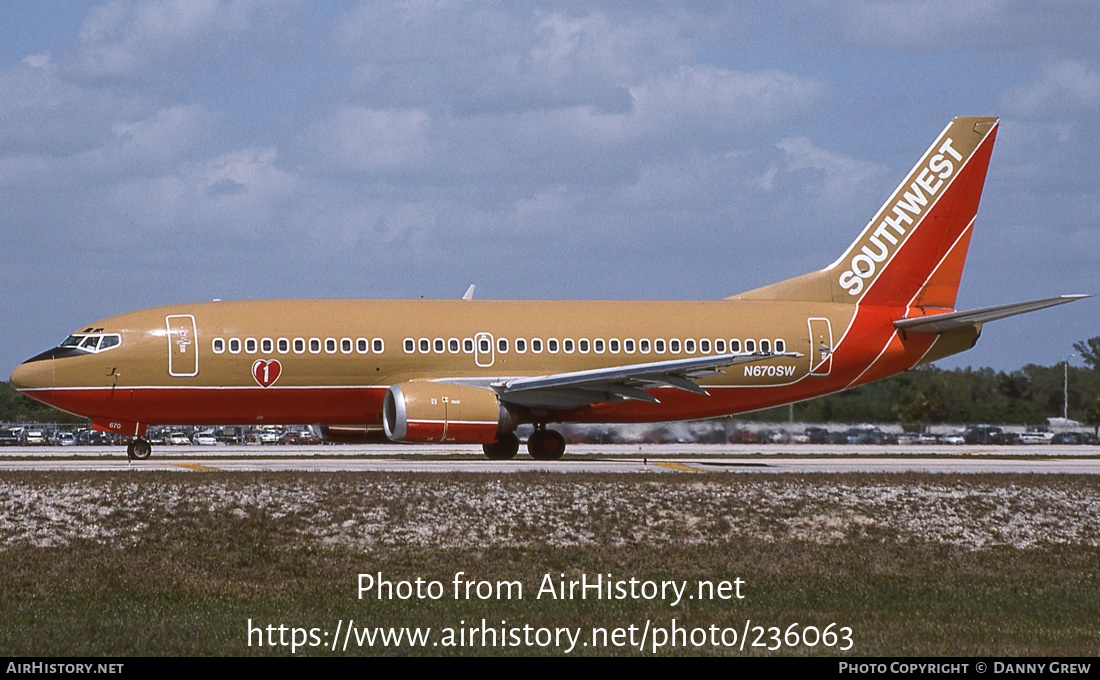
[1,472,1097,655]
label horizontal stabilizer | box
[894,295,1090,333]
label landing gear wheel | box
[127,437,152,460]
[483,432,520,460]
[527,428,566,460]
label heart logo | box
[252,359,282,388]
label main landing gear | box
[480,425,567,461]
[127,437,152,460]
[527,425,566,461]
[482,432,519,460]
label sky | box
[2,1,1097,375]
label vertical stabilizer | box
[733,116,998,308]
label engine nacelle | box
[383,382,518,444]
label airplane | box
[8,116,1089,460]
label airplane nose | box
[9,357,54,392]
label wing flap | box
[493,351,802,409]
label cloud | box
[999,61,1100,119]
[788,0,1100,60]
[772,136,885,200]
[64,0,305,85]
[305,107,432,174]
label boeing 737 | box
[8,116,1088,460]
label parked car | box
[941,431,966,445]
[192,431,217,446]
[0,427,24,445]
[167,431,191,445]
[1051,432,1085,445]
[964,425,1004,445]
[1020,427,1053,445]
[279,430,319,445]
[55,432,77,446]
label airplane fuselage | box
[10,297,976,433]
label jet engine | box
[383,381,518,444]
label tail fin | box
[733,116,999,309]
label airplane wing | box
[894,295,1090,334]
[480,352,802,410]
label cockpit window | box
[58,333,122,354]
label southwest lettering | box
[839,134,964,296]
[915,166,942,195]
[871,221,901,245]
[861,236,890,262]
[929,153,953,178]
[895,186,928,216]
[889,204,915,226]
[939,138,962,161]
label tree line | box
[3,337,1099,432]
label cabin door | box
[807,318,833,377]
[166,314,199,377]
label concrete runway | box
[1,443,1098,473]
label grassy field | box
[1,471,1098,656]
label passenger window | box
[715,339,726,353]
[640,339,651,353]
[594,339,605,353]
[516,339,527,353]
[325,338,337,354]
[342,338,353,354]
[278,338,289,354]
[310,338,321,354]
[212,338,225,354]
[760,339,770,352]
[610,339,620,353]
[419,338,430,353]
[670,339,681,353]
[434,338,445,353]
[229,339,241,354]
[463,338,474,353]
[373,339,384,353]
[245,338,257,354]
[357,338,368,353]
[531,339,543,353]
[404,339,415,353]
[497,338,508,353]
[625,339,635,353]
[655,339,665,353]
[685,339,695,353]
[479,338,490,352]
[449,338,460,353]
[745,339,756,352]
[730,339,741,353]
[294,338,305,354]
[579,339,590,353]
[775,339,785,352]
[564,339,575,353]
[261,338,274,353]
[548,339,559,353]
